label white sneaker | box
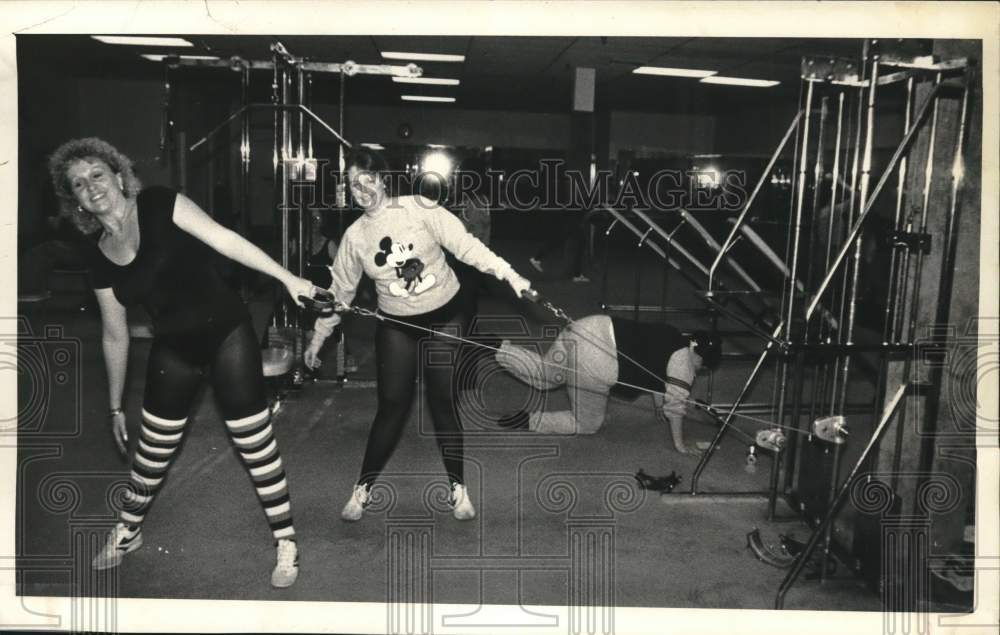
[450,483,476,520]
[271,538,299,588]
[341,483,370,521]
[92,522,143,570]
[529,257,544,273]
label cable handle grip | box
[520,288,540,303]
[297,288,337,314]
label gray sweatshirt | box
[313,195,513,339]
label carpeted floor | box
[15,238,885,612]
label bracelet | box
[109,407,124,417]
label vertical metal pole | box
[778,358,795,493]
[805,96,829,433]
[935,82,969,327]
[632,242,641,324]
[307,73,314,160]
[601,221,615,310]
[160,64,172,166]
[271,55,282,328]
[787,347,807,492]
[785,80,815,340]
[825,92,846,276]
[281,65,291,279]
[830,43,869,411]
[821,52,879,581]
[296,67,306,283]
[835,57,879,413]
[777,81,811,498]
[904,73,942,345]
[892,218,913,340]
[304,71,314,257]
[824,47,872,579]
[805,96,829,292]
[776,80,813,500]
[881,76,918,493]
[767,441,783,520]
[883,77,915,343]
[338,71,347,238]
[817,92,845,422]
[918,82,970,487]
[239,65,251,298]
[706,309,717,404]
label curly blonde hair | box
[48,137,142,235]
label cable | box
[339,302,798,436]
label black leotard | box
[90,186,248,334]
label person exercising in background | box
[491,314,721,455]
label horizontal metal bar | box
[601,304,714,314]
[878,56,969,71]
[663,492,772,500]
[784,342,913,353]
[877,69,918,86]
[704,401,875,416]
[301,61,420,77]
[167,55,422,77]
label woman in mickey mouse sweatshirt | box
[305,149,532,521]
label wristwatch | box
[109,407,124,417]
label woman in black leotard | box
[50,137,316,588]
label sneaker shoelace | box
[355,484,369,505]
[276,541,297,570]
[113,524,136,547]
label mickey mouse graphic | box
[374,236,437,297]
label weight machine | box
[158,41,421,386]
[594,39,972,607]
[703,39,969,607]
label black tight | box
[358,296,468,487]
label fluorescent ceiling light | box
[382,51,465,63]
[141,54,219,62]
[361,143,385,150]
[92,36,193,47]
[392,76,460,86]
[633,66,716,78]
[401,95,456,103]
[700,76,780,88]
